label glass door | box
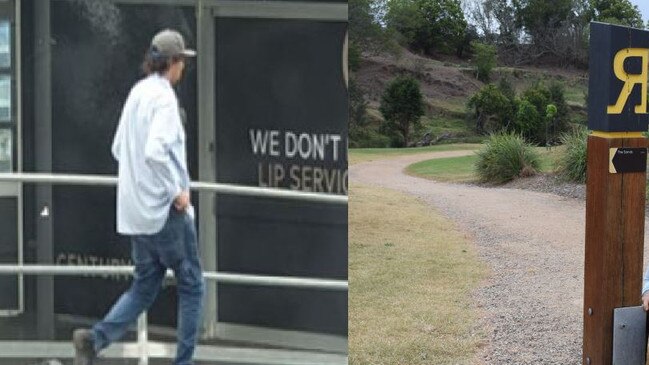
[0,0,22,317]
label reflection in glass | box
[0,75,10,121]
[0,21,10,68]
[0,128,11,172]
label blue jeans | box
[91,208,205,365]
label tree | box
[521,82,552,116]
[548,82,569,123]
[466,0,498,44]
[379,76,425,147]
[386,0,467,56]
[519,86,548,141]
[471,41,497,82]
[545,103,558,146]
[497,77,516,100]
[516,82,569,144]
[516,0,574,40]
[350,0,381,47]
[511,0,589,66]
[350,0,398,53]
[493,0,522,43]
[458,24,480,58]
[468,84,515,133]
[514,99,542,140]
[589,0,644,28]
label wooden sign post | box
[584,22,649,364]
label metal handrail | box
[0,172,348,364]
[0,264,348,291]
[0,264,348,364]
[0,172,348,204]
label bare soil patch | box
[496,174,585,201]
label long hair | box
[141,46,182,76]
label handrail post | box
[137,312,148,365]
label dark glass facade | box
[1,0,347,346]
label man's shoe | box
[72,329,96,365]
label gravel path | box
[350,151,649,365]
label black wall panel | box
[50,1,197,326]
[588,22,649,132]
[215,18,348,335]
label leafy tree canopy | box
[386,0,467,55]
[379,76,426,147]
[589,0,645,28]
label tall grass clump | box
[475,133,540,184]
[556,126,587,183]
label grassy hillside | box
[352,47,588,147]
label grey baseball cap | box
[151,29,196,58]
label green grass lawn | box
[349,143,482,165]
[407,155,478,183]
[404,146,564,183]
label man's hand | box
[642,292,649,311]
[174,190,190,212]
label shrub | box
[475,133,541,184]
[518,82,569,145]
[545,104,558,120]
[471,41,497,82]
[497,77,516,100]
[467,84,515,133]
[379,122,407,147]
[349,125,392,148]
[548,82,568,120]
[380,76,425,147]
[556,126,588,183]
[513,99,542,140]
[521,82,552,117]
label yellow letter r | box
[607,48,649,115]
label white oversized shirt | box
[111,73,193,235]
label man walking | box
[72,29,204,365]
